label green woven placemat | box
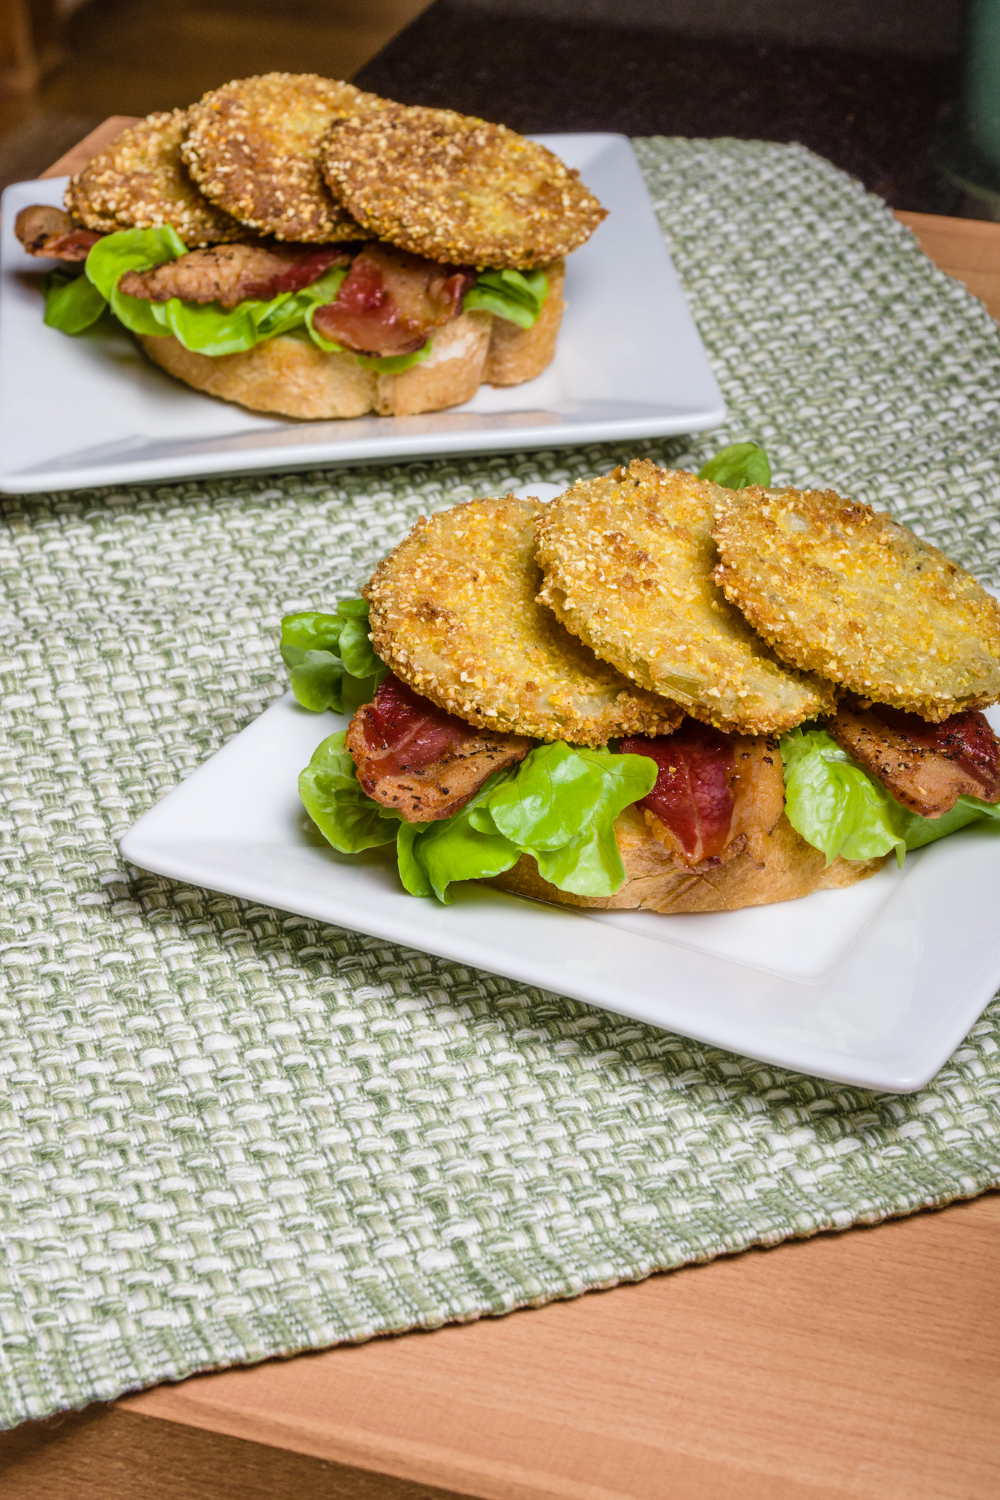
[2,138,1000,1427]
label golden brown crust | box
[364,495,684,745]
[483,261,564,385]
[713,485,1000,721]
[321,104,606,269]
[65,110,242,246]
[138,331,377,419]
[375,310,492,416]
[181,74,379,242]
[487,803,886,913]
[535,460,836,735]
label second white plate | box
[0,135,725,493]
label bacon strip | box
[622,721,785,870]
[311,244,475,357]
[119,242,349,308]
[14,205,103,262]
[346,675,532,822]
[826,701,1000,817]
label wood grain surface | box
[118,1193,1000,1500]
[3,125,1000,1500]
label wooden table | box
[3,122,1000,1500]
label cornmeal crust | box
[182,73,379,242]
[364,495,683,745]
[322,103,606,268]
[713,484,1000,721]
[66,110,242,246]
[535,460,836,735]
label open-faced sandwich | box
[279,444,1000,911]
[14,74,605,419]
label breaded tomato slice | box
[322,103,606,269]
[535,461,835,736]
[365,495,681,746]
[713,486,1000,721]
[66,110,242,246]
[182,74,378,242]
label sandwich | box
[14,74,605,420]
[281,445,1000,911]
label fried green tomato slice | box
[65,110,243,246]
[321,103,607,269]
[535,461,835,735]
[713,485,1000,721]
[364,495,682,746]
[181,73,380,243]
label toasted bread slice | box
[138,331,377,418]
[137,311,494,421]
[488,803,886,913]
[483,261,564,386]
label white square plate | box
[0,135,724,494]
[120,689,1000,1094]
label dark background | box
[0,0,974,215]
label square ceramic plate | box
[0,135,724,494]
[120,674,1000,1095]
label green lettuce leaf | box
[80,227,350,355]
[299,732,402,853]
[303,740,659,905]
[43,270,107,334]
[698,442,771,490]
[282,599,387,714]
[397,774,519,901]
[471,741,657,896]
[780,726,999,868]
[463,268,549,328]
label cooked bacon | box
[311,244,475,357]
[826,700,1000,817]
[14,205,103,262]
[118,242,349,308]
[621,721,785,870]
[346,675,532,822]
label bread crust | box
[486,803,886,913]
[138,332,377,419]
[484,261,564,386]
[138,311,496,420]
[375,310,493,416]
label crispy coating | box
[364,495,683,746]
[321,103,606,269]
[535,461,835,735]
[713,486,1000,721]
[181,73,379,242]
[65,110,242,246]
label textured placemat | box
[2,138,1000,1428]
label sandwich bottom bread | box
[278,452,1000,916]
[487,804,884,914]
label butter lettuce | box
[463,268,548,328]
[698,442,771,490]
[301,736,658,904]
[281,599,387,714]
[299,732,402,853]
[43,270,108,333]
[780,726,999,868]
